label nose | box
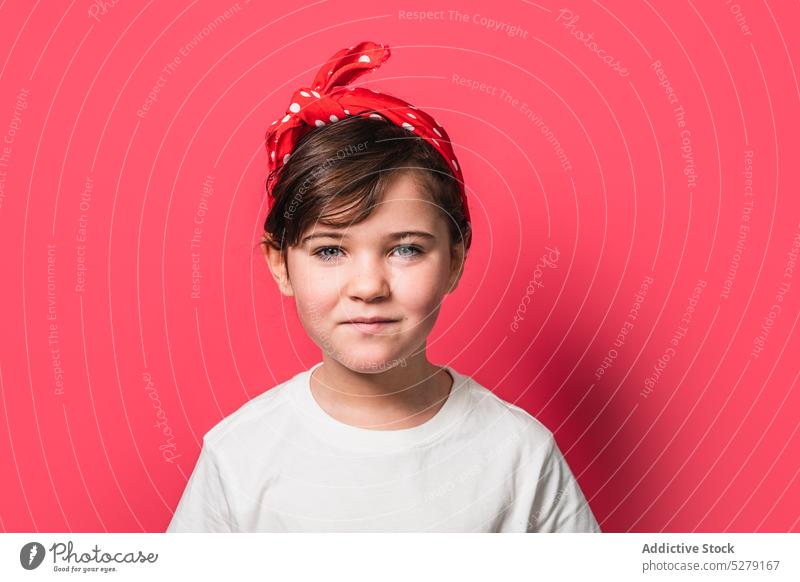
[344,254,390,302]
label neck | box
[309,350,453,430]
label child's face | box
[265,171,466,373]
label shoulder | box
[201,368,303,451]
[454,368,556,456]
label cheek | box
[287,256,341,324]
[392,261,450,314]
[295,280,340,319]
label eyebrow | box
[301,230,436,245]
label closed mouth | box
[343,319,400,333]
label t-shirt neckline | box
[294,361,471,452]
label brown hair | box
[259,114,472,263]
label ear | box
[446,228,471,294]
[260,235,294,297]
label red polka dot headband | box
[264,41,470,222]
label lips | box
[342,317,399,334]
[346,317,398,324]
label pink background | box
[1,0,799,532]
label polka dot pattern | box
[264,41,469,222]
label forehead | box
[312,172,444,236]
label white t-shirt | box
[167,362,601,532]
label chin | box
[331,350,409,374]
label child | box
[167,41,600,533]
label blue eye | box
[312,244,424,263]
[313,246,344,262]
[393,245,423,258]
